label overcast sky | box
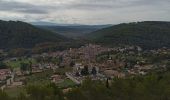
[0,0,169,24]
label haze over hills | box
[29,21,84,26]
[87,21,170,49]
[30,21,112,26]
[37,25,111,38]
[0,20,69,49]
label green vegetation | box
[2,20,170,100]
[1,71,170,100]
[7,40,85,57]
[5,58,37,69]
[57,79,77,88]
[0,61,8,69]
[88,21,170,49]
[54,67,73,75]
[0,20,87,56]
[67,72,170,100]
[4,87,24,98]
[31,40,85,54]
[0,20,68,49]
[25,70,53,84]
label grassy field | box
[5,58,37,69]
[54,67,73,75]
[57,79,77,88]
[25,69,53,85]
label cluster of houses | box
[54,44,169,82]
[1,44,169,90]
[31,44,166,82]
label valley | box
[0,20,170,100]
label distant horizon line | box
[0,19,170,26]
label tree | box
[106,78,109,88]
[75,72,80,76]
[58,56,63,66]
[91,67,97,75]
[51,57,59,65]
[35,56,44,63]
[81,65,89,76]
[26,83,64,100]
[20,62,30,72]
[0,62,8,69]
[70,61,75,67]
[28,61,32,73]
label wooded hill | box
[0,20,69,49]
[87,21,170,49]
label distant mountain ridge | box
[38,25,111,38]
[30,21,63,26]
[0,20,68,49]
[87,21,170,49]
[30,21,112,26]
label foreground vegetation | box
[1,71,170,100]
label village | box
[0,44,170,94]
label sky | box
[0,0,169,25]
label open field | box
[54,67,73,75]
[57,79,77,88]
[25,69,53,84]
[5,58,37,69]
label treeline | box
[1,71,170,100]
[0,83,64,100]
[32,41,85,54]
[0,62,8,69]
[7,40,85,57]
[88,21,170,49]
[67,72,170,100]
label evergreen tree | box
[91,67,97,75]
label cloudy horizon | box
[0,0,169,25]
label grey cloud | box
[0,0,169,14]
[0,0,169,24]
[61,0,170,11]
[0,1,49,14]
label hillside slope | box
[0,20,68,49]
[88,21,170,49]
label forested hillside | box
[0,20,68,49]
[88,21,170,49]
